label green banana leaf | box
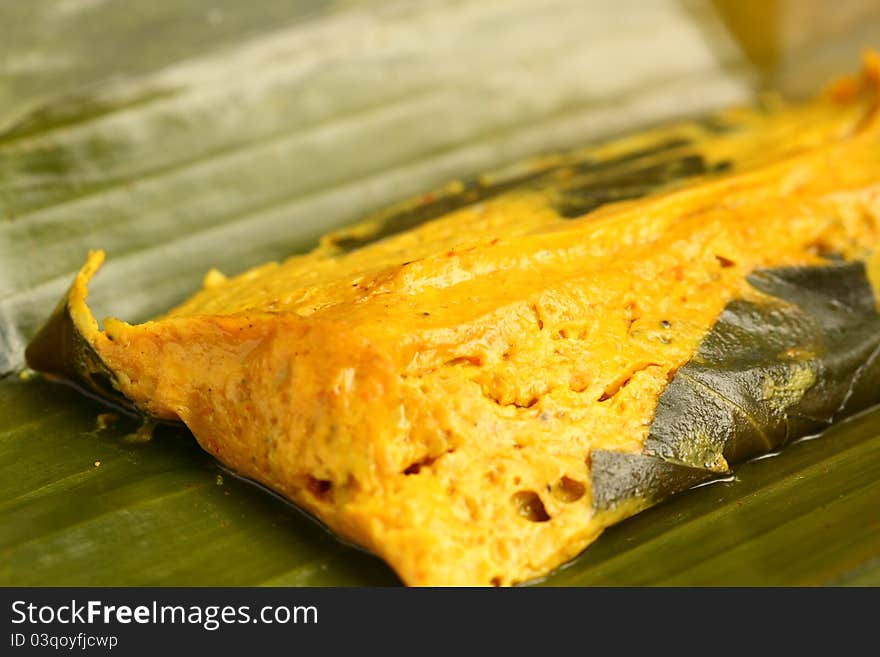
[1,0,879,586]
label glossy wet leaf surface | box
[1,0,878,586]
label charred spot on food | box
[306,476,333,501]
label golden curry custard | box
[26,55,880,586]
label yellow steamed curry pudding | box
[27,55,880,585]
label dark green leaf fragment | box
[555,154,710,218]
[594,260,880,510]
[24,296,131,412]
[590,450,712,510]
[327,130,733,252]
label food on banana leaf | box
[26,55,880,586]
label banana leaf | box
[1,0,879,586]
